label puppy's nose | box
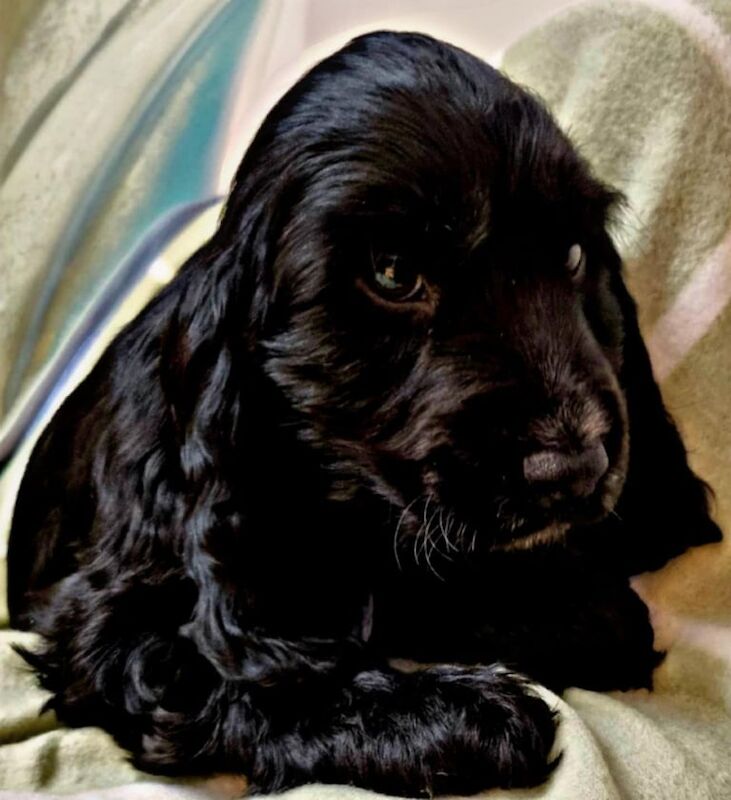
[523,442,609,498]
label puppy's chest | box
[240,527,375,636]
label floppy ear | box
[155,198,287,675]
[160,244,352,683]
[160,118,302,459]
[574,258,722,575]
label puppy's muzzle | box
[523,441,609,500]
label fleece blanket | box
[1,0,730,797]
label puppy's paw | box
[415,665,559,796]
[248,663,558,797]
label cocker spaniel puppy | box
[7,31,722,797]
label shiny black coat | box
[8,31,721,797]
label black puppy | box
[7,31,721,797]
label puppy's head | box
[213,31,630,553]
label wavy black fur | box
[7,31,721,797]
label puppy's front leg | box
[132,648,558,796]
[238,662,557,797]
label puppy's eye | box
[372,254,425,301]
[565,243,586,281]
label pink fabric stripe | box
[638,0,731,85]
[647,230,731,381]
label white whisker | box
[438,508,459,554]
[423,505,446,581]
[392,495,420,571]
[469,525,478,552]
